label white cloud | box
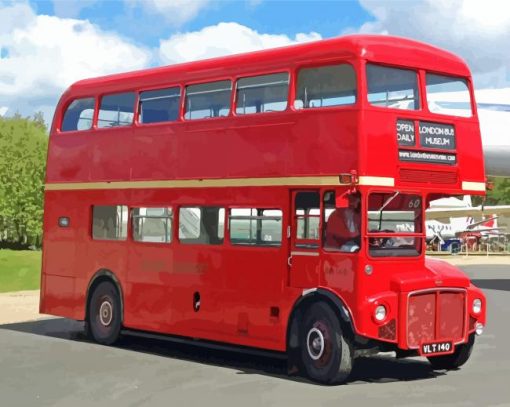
[159,22,322,64]
[52,0,98,18]
[0,1,33,35]
[0,106,8,116]
[357,0,510,88]
[0,2,150,122]
[126,0,210,26]
[0,4,323,124]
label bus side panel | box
[40,274,80,319]
[47,110,359,185]
[223,246,287,349]
[41,191,85,320]
[41,190,129,321]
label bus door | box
[289,190,321,288]
[125,206,174,332]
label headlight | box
[475,323,484,336]
[375,305,387,322]
[473,298,482,314]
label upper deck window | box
[139,87,180,124]
[184,80,231,120]
[367,64,419,110]
[295,64,356,109]
[426,74,472,117]
[236,73,289,114]
[98,92,135,128]
[61,98,95,132]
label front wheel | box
[300,301,353,384]
[87,281,122,345]
[428,334,475,370]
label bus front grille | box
[407,290,465,348]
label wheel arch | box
[86,269,125,323]
[286,288,356,352]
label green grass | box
[0,249,41,293]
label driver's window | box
[323,190,361,252]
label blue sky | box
[31,1,373,48]
[0,0,509,122]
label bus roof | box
[66,35,470,97]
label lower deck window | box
[229,208,282,246]
[132,207,173,243]
[179,207,225,245]
[92,205,128,240]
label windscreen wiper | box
[377,191,400,231]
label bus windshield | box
[367,192,423,257]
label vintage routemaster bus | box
[41,35,487,384]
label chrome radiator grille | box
[407,290,465,348]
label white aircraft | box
[424,88,510,242]
[477,87,510,177]
[426,196,510,242]
[421,87,510,177]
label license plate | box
[420,341,454,356]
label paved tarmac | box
[0,264,509,407]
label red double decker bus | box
[41,35,486,384]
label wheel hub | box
[306,327,325,360]
[99,300,113,327]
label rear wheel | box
[300,301,353,384]
[428,334,475,370]
[87,281,122,345]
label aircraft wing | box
[426,205,510,221]
[466,217,499,229]
[456,227,506,234]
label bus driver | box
[325,191,361,252]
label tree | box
[0,114,48,248]
[472,177,510,206]
[486,177,510,205]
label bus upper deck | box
[46,35,484,197]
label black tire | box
[300,301,353,384]
[87,281,122,345]
[428,334,475,370]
